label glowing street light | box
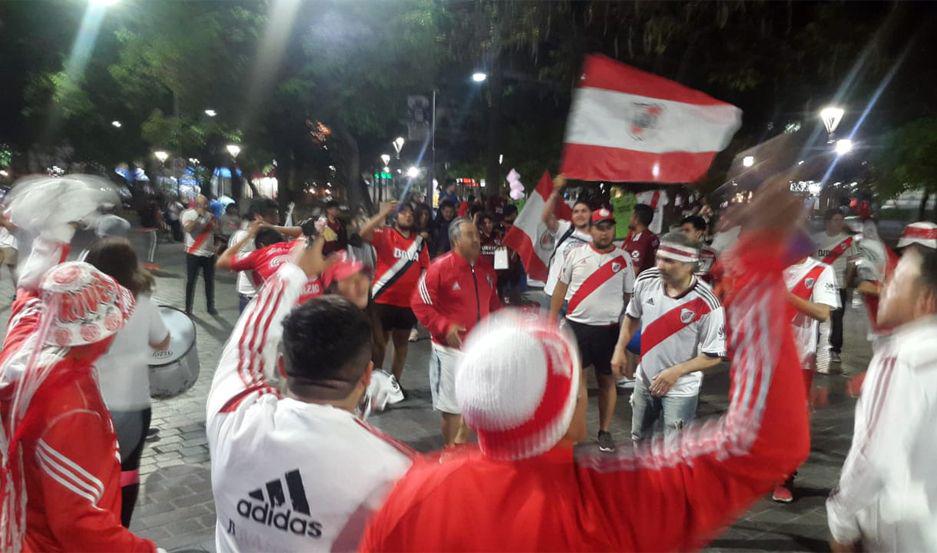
[392,137,405,159]
[380,154,391,165]
[820,106,845,135]
[226,144,241,158]
[153,150,169,164]
[742,155,755,168]
[472,72,488,83]
[406,166,420,178]
[90,0,120,7]
[111,120,122,128]
[834,139,853,156]
[383,166,391,173]
[204,109,217,117]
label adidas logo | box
[236,469,323,538]
[647,297,655,305]
[452,282,461,292]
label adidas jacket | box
[206,263,413,553]
[411,251,501,347]
[827,315,937,551]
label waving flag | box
[562,54,742,183]
[503,172,572,283]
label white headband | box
[657,241,700,263]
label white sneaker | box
[616,376,635,389]
[367,371,405,412]
[408,328,419,342]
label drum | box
[149,305,199,398]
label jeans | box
[630,377,698,442]
[828,288,848,354]
[238,293,253,314]
[185,254,215,313]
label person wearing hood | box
[0,224,156,552]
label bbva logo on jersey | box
[393,247,419,261]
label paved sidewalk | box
[0,232,874,552]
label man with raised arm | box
[361,179,811,552]
[206,238,412,552]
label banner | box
[562,54,742,183]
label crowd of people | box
[0,172,935,552]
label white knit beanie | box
[456,311,581,461]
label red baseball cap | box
[322,251,367,288]
[591,208,615,225]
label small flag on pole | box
[503,172,571,283]
[561,54,742,183]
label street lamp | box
[834,139,853,156]
[472,71,488,83]
[111,120,122,128]
[392,137,405,159]
[380,154,391,166]
[406,166,420,178]
[226,144,241,158]
[204,109,217,117]
[153,150,169,164]
[820,106,845,136]
[742,155,755,168]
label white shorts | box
[429,343,462,414]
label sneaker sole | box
[772,496,794,503]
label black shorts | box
[566,320,620,375]
[374,303,418,331]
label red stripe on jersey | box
[822,236,854,265]
[247,281,285,386]
[566,255,626,314]
[187,228,213,254]
[353,418,417,459]
[640,296,712,357]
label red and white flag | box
[503,172,572,283]
[561,54,742,183]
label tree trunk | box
[485,61,503,197]
[331,123,373,214]
[919,190,930,221]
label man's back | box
[209,396,411,552]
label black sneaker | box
[597,431,616,453]
[208,307,219,316]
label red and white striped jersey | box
[370,227,430,307]
[783,258,838,365]
[206,264,414,552]
[625,269,725,397]
[812,231,857,287]
[827,316,937,551]
[181,209,216,257]
[559,244,634,325]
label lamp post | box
[820,106,844,142]
[154,150,171,196]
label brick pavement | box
[0,230,875,552]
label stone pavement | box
[0,230,875,552]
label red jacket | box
[411,251,501,347]
[0,237,155,553]
[363,233,810,552]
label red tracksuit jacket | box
[0,236,155,553]
[411,251,501,346]
[363,233,810,552]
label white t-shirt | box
[543,219,591,296]
[625,269,725,397]
[182,208,216,257]
[560,244,635,325]
[230,226,258,297]
[784,258,839,365]
[0,227,17,250]
[813,231,858,287]
[95,295,170,411]
[636,190,669,235]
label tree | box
[874,117,937,221]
